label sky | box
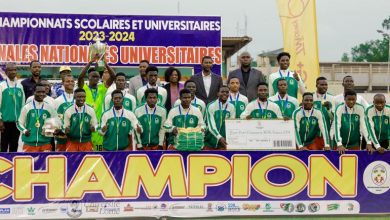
[0,0,389,62]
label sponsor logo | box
[363,161,390,194]
[27,207,35,215]
[215,204,226,212]
[160,203,168,211]
[296,203,306,213]
[227,203,240,212]
[59,206,67,214]
[67,201,82,218]
[327,203,340,211]
[242,204,261,211]
[280,203,294,213]
[187,204,204,210]
[99,202,120,215]
[347,203,354,211]
[169,204,185,210]
[39,207,58,214]
[308,203,320,213]
[12,207,24,215]
[207,203,213,212]
[0,208,10,214]
[123,204,134,212]
[263,203,273,212]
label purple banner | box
[0,12,222,74]
[0,151,389,218]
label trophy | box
[42,117,63,137]
[89,38,107,72]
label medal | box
[33,100,44,129]
[75,105,86,133]
[257,100,269,119]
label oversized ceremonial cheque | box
[0,151,389,218]
[225,120,296,150]
[0,12,222,74]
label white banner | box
[225,120,296,150]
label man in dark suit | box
[228,52,266,101]
[190,56,223,105]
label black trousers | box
[1,121,20,152]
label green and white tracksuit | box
[240,99,283,119]
[292,107,330,148]
[313,92,335,133]
[228,92,248,118]
[365,105,390,145]
[104,89,137,112]
[136,84,167,106]
[53,92,74,145]
[334,103,379,149]
[63,104,98,143]
[99,107,140,151]
[174,96,206,117]
[269,93,299,119]
[0,79,25,122]
[268,69,306,98]
[26,95,55,106]
[134,104,167,148]
[164,105,205,145]
[17,100,57,146]
[204,100,235,148]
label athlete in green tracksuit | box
[334,90,380,154]
[104,72,136,112]
[269,78,299,119]
[174,80,206,117]
[136,66,167,106]
[134,88,167,150]
[268,52,306,98]
[0,63,25,152]
[164,89,205,147]
[227,77,248,118]
[204,86,235,149]
[17,83,57,152]
[293,93,330,150]
[365,94,389,153]
[53,74,75,151]
[240,82,283,119]
[100,89,141,151]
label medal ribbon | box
[179,105,190,128]
[257,100,269,119]
[32,100,44,126]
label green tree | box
[342,16,390,62]
[341,52,350,62]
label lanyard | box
[113,108,124,133]
[375,109,384,139]
[229,93,240,106]
[344,105,355,147]
[145,104,156,131]
[32,100,44,125]
[218,101,228,131]
[279,70,290,79]
[62,93,74,103]
[278,94,288,115]
[257,100,268,119]
[302,108,314,144]
[192,97,197,106]
[75,105,86,131]
[178,105,190,128]
[6,79,17,95]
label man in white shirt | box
[190,56,223,105]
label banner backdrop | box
[0,151,389,218]
[277,0,320,93]
[0,12,222,74]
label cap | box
[59,66,72,73]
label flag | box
[276,0,320,93]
